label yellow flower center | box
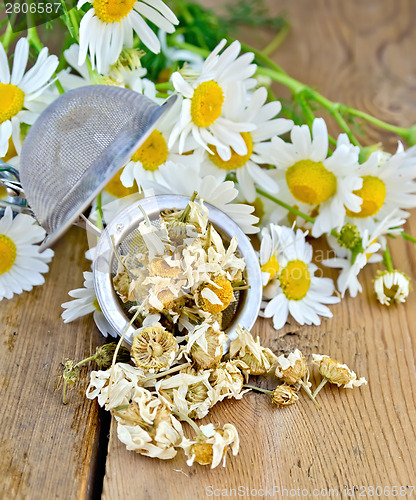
[345,175,386,218]
[2,137,18,163]
[0,234,17,274]
[209,132,253,170]
[286,160,337,205]
[261,255,280,283]
[131,129,168,171]
[105,169,138,197]
[0,84,24,124]
[93,0,135,22]
[201,275,234,314]
[279,259,311,300]
[191,80,224,127]
[93,297,101,311]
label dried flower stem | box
[62,354,100,404]
[299,381,321,410]
[179,191,198,222]
[243,384,272,394]
[172,409,205,438]
[141,362,191,383]
[137,203,152,227]
[312,377,328,398]
[108,305,144,396]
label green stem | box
[255,187,339,238]
[73,354,98,370]
[27,27,43,53]
[54,78,65,95]
[261,22,290,57]
[299,380,321,410]
[63,379,69,405]
[243,384,272,395]
[155,82,174,91]
[401,231,416,244]
[171,39,209,58]
[69,8,80,41]
[1,23,18,52]
[297,91,315,128]
[312,377,328,398]
[95,193,104,230]
[309,94,361,147]
[339,104,410,141]
[178,190,198,222]
[383,247,394,272]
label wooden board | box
[0,228,103,500]
[1,1,416,499]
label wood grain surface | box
[1,0,416,499]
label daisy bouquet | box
[0,0,415,468]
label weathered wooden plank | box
[0,228,103,500]
[102,1,416,498]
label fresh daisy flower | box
[343,144,416,233]
[268,119,362,237]
[77,0,179,74]
[120,98,199,189]
[62,271,117,338]
[200,87,293,202]
[261,226,340,330]
[140,161,259,234]
[0,38,58,156]
[258,223,283,286]
[159,31,204,71]
[0,207,54,300]
[374,270,410,305]
[59,44,157,98]
[323,213,406,297]
[168,39,257,160]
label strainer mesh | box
[19,86,171,237]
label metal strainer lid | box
[19,85,177,251]
[93,195,262,345]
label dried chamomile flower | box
[275,349,308,385]
[271,384,299,408]
[374,270,410,306]
[186,322,227,370]
[86,362,146,410]
[209,360,248,403]
[113,271,131,303]
[114,389,184,459]
[243,382,298,408]
[93,343,131,370]
[199,275,235,314]
[186,199,209,233]
[131,325,178,372]
[149,257,182,278]
[155,370,215,420]
[180,423,240,469]
[62,344,131,404]
[312,354,367,395]
[229,325,277,376]
[275,350,320,409]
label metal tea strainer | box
[18,85,177,250]
[1,84,262,342]
[93,195,262,344]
